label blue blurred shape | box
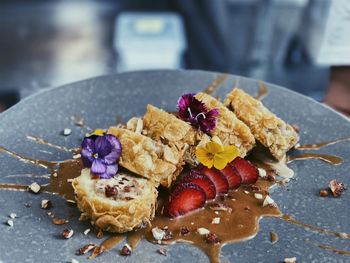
[114,12,187,72]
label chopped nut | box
[89,246,105,259]
[95,228,104,239]
[73,154,81,159]
[197,227,210,235]
[158,247,167,256]
[284,257,297,263]
[152,227,166,241]
[53,172,58,177]
[258,168,267,178]
[263,195,276,207]
[329,179,346,197]
[211,217,220,224]
[52,218,69,225]
[41,199,52,209]
[254,193,263,200]
[319,189,329,197]
[9,213,17,219]
[120,244,132,256]
[63,128,72,136]
[7,219,14,227]
[205,233,220,244]
[162,227,173,240]
[28,182,41,194]
[67,179,74,183]
[83,228,91,235]
[71,259,79,263]
[244,190,250,194]
[76,243,96,255]
[105,185,118,198]
[270,231,278,244]
[62,229,74,239]
[180,226,190,236]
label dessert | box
[107,127,183,187]
[195,92,256,157]
[224,88,299,160]
[2,79,348,263]
[72,168,157,233]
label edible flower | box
[81,134,122,179]
[195,136,239,170]
[88,128,105,137]
[177,93,219,133]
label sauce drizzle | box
[202,74,228,95]
[287,153,343,165]
[296,136,350,150]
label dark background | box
[0,0,329,111]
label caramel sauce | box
[255,82,268,100]
[26,135,75,153]
[287,153,343,165]
[296,136,350,150]
[0,137,349,262]
[313,243,350,256]
[281,215,350,238]
[202,74,228,95]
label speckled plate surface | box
[0,70,349,263]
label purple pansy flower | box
[177,93,219,133]
[81,134,122,179]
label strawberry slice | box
[231,157,258,184]
[198,166,229,195]
[220,164,242,189]
[165,182,206,218]
[182,170,216,200]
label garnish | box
[177,93,219,133]
[81,134,122,179]
[195,136,239,170]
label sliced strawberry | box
[165,182,206,218]
[220,164,242,189]
[231,157,258,184]
[182,170,216,200]
[198,166,229,195]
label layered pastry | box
[195,92,256,156]
[72,168,157,233]
[141,104,211,166]
[224,88,299,160]
[107,127,183,187]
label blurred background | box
[0,0,349,114]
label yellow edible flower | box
[195,136,239,170]
[89,129,105,137]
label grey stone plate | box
[0,70,349,263]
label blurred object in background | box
[115,12,186,72]
[0,0,344,112]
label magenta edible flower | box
[81,134,122,179]
[177,93,219,133]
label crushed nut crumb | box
[95,228,104,239]
[197,227,210,235]
[329,179,346,197]
[211,217,220,224]
[41,199,52,209]
[71,259,79,263]
[263,195,276,207]
[319,189,329,197]
[63,128,72,136]
[180,226,190,236]
[120,244,132,256]
[7,219,14,227]
[254,193,263,200]
[152,227,166,241]
[158,247,167,256]
[284,257,297,263]
[205,233,220,244]
[270,231,278,244]
[207,202,232,213]
[76,243,96,255]
[73,154,81,159]
[83,228,91,235]
[258,168,267,178]
[28,182,41,194]
[52,218,69,225]
[62,229,74,239]
[89,246,105,259]
[9,213,17,219]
